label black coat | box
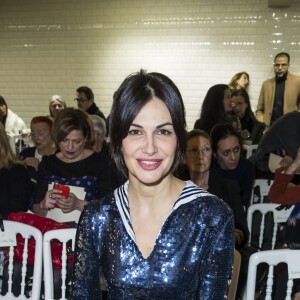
[208,169,249,247]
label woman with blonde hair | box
[90,114,108,154]
[228,71,250,92]
[0,122,31,218]
[49,95,66,118]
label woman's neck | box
[190,170,209,190]
[58,148,93,163]
[128,175,184,211]
[93,143,102,153]
[37,143,56,156]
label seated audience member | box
[211,123,255,209]
[176,129,249,249]
[267,148,300,299]
[0,123,31,218]
[231,88,265,144]
[90,114,109,155]
[194,84,241,134]
[32,108,119,218]
[0,95,27,135]
[249,98,300,167]
[228,71,250,92]
[0,121,33,298]
[179,129,250,299]
[49,95,66,118]
[74,86,106,120]
[19,116,55,199]
[90,114,125,187]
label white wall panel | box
[0,0,300,130]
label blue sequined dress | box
[70,180,234,300]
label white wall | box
[0,0,300,130]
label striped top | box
[114,180,211,244]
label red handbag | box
[5,212,71,269]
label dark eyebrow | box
[221,145,240,152]
[130,122,173,129]
[131,123,142,128]
[157,122,173,129]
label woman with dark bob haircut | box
[70,70,234,299]
[110,69,187,177]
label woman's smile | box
[137,159,163,170]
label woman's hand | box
[234,228,245,246]
[22,157,40,171]
[41,188,87,213]
[286,148,300,175]
[293,292,300,300]
[55,191,75,213]
[56,192,86,213]
[293,148,300,169]
[40,189,60,210]
[279,155,293,168]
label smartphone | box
[54,183,70,199]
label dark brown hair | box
[110,69,186,178]
[52,108,94,149]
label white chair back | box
[247,203,294,250]
[246,249,300,300]
[43,228,76,300]
[0,220,43,300]
[227,249,241,300]
[243,144,258,159]
[7,133,31,155]
[251,179,274,205]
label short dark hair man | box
[74,86,106,120]
[255,52,300,128]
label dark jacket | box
[250,111,300,164]
[86,102,106,120]
[0,164,32,218]
[208,169,249,247]
[212,156,255,209]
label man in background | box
[255,52,300,129]
[74,86,106,120]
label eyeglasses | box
[273,63,289,68]
[188,147,212,158]
[74,98,88,104]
